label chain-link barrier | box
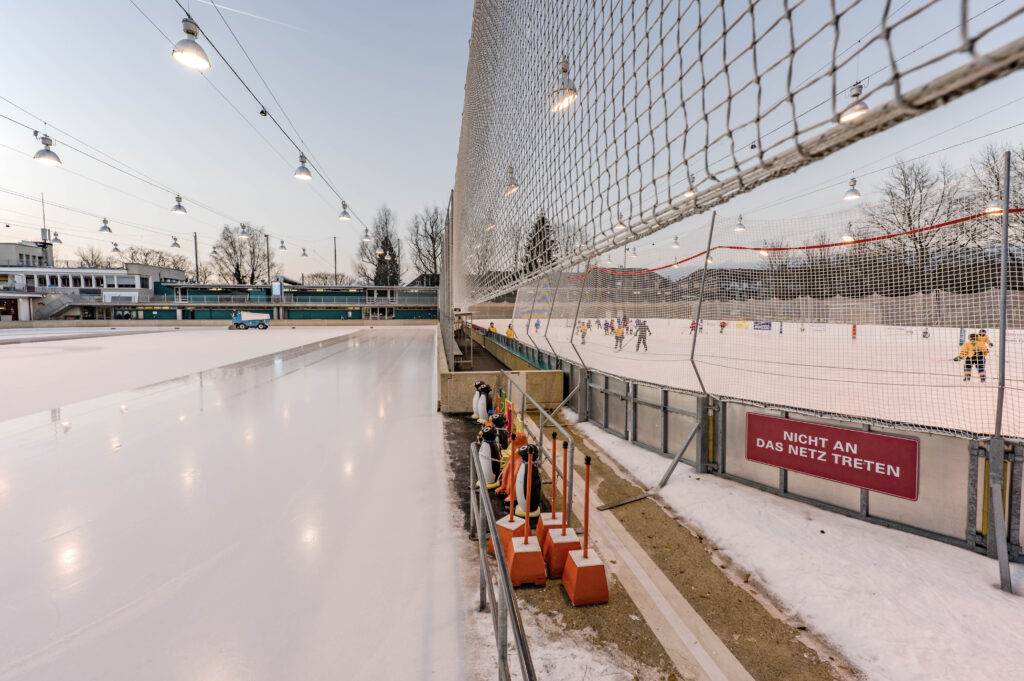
[453,0,1024,304]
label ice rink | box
[497,318,1023,438]
[0,327,466,680]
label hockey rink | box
[0,327,465,680]
[499,319,1024,438]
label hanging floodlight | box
[503,166,520,196]
[240,224,250,238]
[843,178,861,201]
[984,199,1004,215]
[361,228,371,243]
[210,246,219,256]
[301,248,308,257]
[375,245,385,257]
[384,252,392,261]
[672,235,680,249]
[111,242,120,254]
[338,201,351,221]
[99,218,112,233]
[551,58,578,112]
[278,240,287,251]
[631,247,638,258]
[839,82,868,124]
[613,213,627,231]
[52,232,62,244]
[172,17,212,72]
[705,254,713,264]
[759,249,769,256]
[606,254,613,265]
[170,236,181,248]
[171,195,187,215]
[842,222,855,242]
[672,262,679,269]
[294,154,313,181]
[683,174,696,199]
[33,133,62,166]
[734,215,746,232]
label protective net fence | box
[453,0,1024,304]
[482,188,1023,440]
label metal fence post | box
[689,213,716,395]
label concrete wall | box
[435,328,564,413]
[466,325,536,371]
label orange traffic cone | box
[562,455,608,605]
[543,440,580,578]
[507,446,546,587]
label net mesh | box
[453,0,1024,303]
[491,186,1023,439]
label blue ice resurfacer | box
[231,310,271,330]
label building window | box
[60,276,70,287]
[49,275,59,286]
[18,254,24,265]
[24,275,34,287]
[105,276,116,287]
[140,276,150,288]
[82,276,92,287]
[116,277,134,288]
[95,277,104,288]
[72,276,81,287]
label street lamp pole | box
[333,236,338,285]
[265,234,271,284]
[193,231,199,282]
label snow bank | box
[573,419,1024,681]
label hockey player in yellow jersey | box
[955,333,989,382]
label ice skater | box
[978,329,993,348]
[954,333,988,382]
[635,319,652,352]
[613,324,625,351]
[506,324,516,339]
[719,320,727,334]
[921,327,930,339]
[579,321,588,345]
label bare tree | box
[210,224,281,284]
[355,206,403,285]
[862,160,961,293]
[967,143,1024,245]
[303,271,355,286]
[407,206,444,283]
[76,246,114,268]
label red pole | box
[525,450,534,540]
[550,432,557,519]
[561,442,568,536]
[508,451,517,523]
[583,455,591,558]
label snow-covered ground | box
[0,327,359,421]
[574,419,1024,681]
[0,327,471,680]
[491,319,1024,438]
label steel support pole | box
[264,235,271,286]
[193,231,199,282]
[988,151,1013,592]
[689,212,716,395]
[333,236,338,286]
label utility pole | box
[265,234,271,285]
[193,232,199,283]
[333,236,338,286]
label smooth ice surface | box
[494,319,1023,438]
[0,328,466,680]
[0,327,358,421]
[575,418,1024,681]
[0,327,169,344]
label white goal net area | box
[485,190,1023,440]
[452,0,1024,304]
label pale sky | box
[0,0,471,278]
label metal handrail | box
[469,443,537,681]
[497,369,576,524]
